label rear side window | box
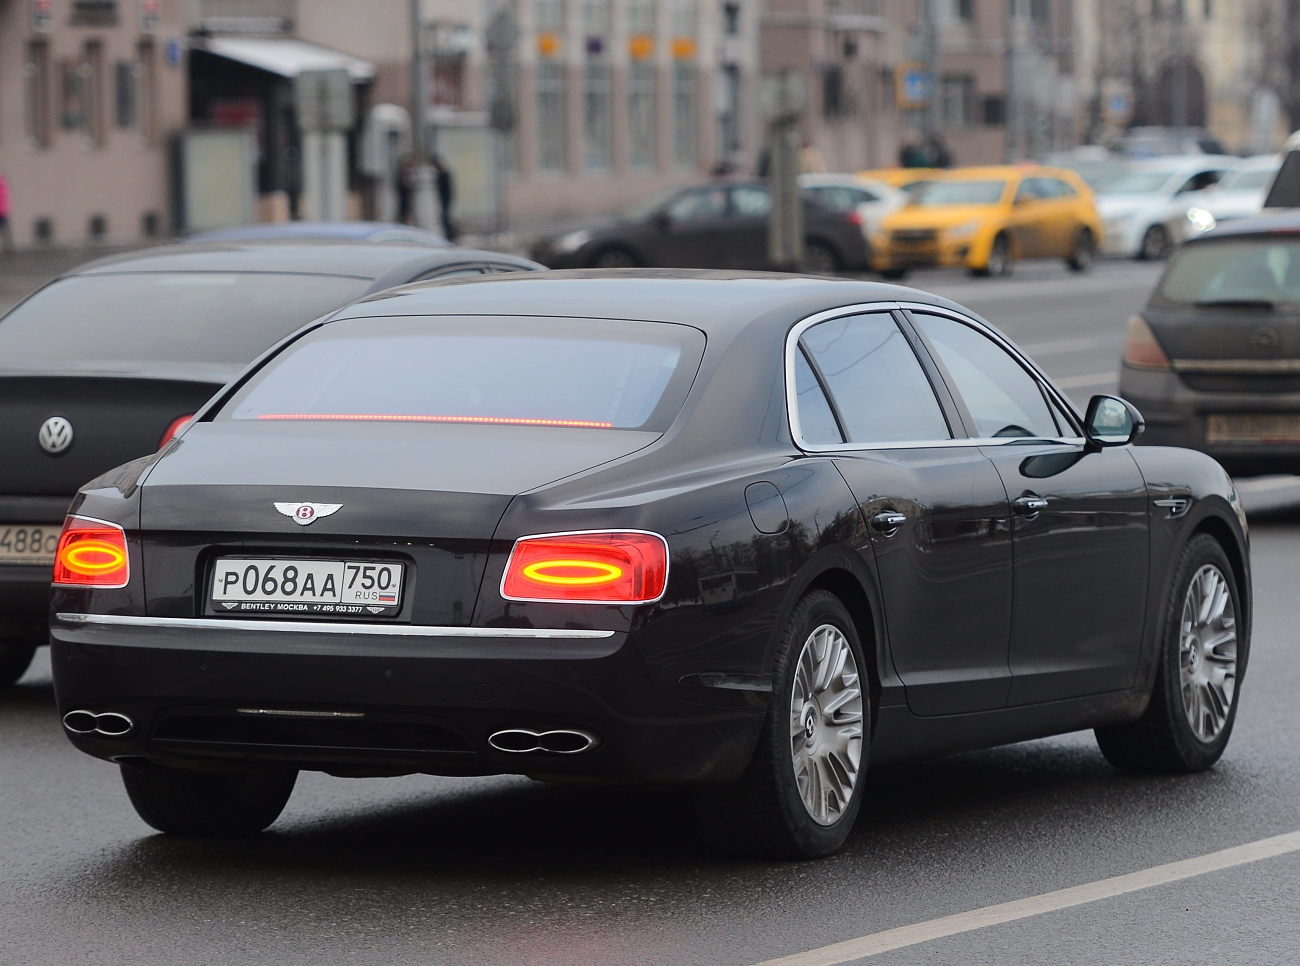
[913,313,1058,439]
[799,313,950,444]
[224,316,705,433]
[1157,239,1300,307]
[0,273,371,366]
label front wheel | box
[802,241,839,275]
[1095,534,1245,773]
[589,246,639,269]
[121,763,298,835]
[695,590,868,859]
[973,233,1012,278]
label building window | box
[25,41,52,148]
[940,0,975,21]
[582,1,612,170]
[629,62,656,169]
[673,63,697,167]
[534,0,566,173]
[940,75,975,129]
[485,0,519,172]
[60,60,86,132]
[115,62,137,128]
[136,40,157,143]
[716,64,741,157]
[536,61,567,172]
[722,1,739,34]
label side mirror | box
[1084,394,1145,450]
[652,211,671,232]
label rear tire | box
[0,623,42,687]
[589,247,639,269]
[1067,228,1095,272]
[1138,225,1171,261]
[1095,535,1245,773]
[880,267,909,281]
[121,763,297,835]
[695,590,868,859]
[802,241,839,275]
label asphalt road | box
[5,259,1300,965]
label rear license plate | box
[0,525,60,566]
[210,558,405,618]
[1206,413,1300,444]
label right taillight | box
[52,516,130,588]
[501,531,669,604]
[1122,314,1171,370]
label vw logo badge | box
[38,416,74,455]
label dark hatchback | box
[0,242,540,685]
[1120,211,1300,475]
[530,182,871,274]
[52,272,1248,858]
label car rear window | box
[1157,239,1300,307]
[0,273,372,366]
[914,181,1007,206]
[222,316,706,433]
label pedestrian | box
[925,133,954,169]
[432,155,456,241]
[397,157,414,225]
[0,170,13,255]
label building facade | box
[0,0,189,248]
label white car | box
[1180,154,1281,235]
[1096,156,1234,259]
[798,174,908,243]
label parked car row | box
[0,225,1252,858]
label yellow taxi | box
[872,165,1103,278]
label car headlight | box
[555,229,591,254]
[944,220,980,241]
[1186,207,1216,233]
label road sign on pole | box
[896,63,933,110]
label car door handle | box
[871,511,907,533]
[1013,495,1049,515]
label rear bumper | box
[1121,363,1300,473]
[50,614,764,784]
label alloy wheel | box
[789,623,864,826]
[1178,564,1238,742]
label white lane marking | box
[750,830,1300,966]
[1233,475,1300,493]
[1019,336,1113,356]
[1052,371,1117,389]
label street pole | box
[409,0,440,234]
[1004,0,1017,161]
[1171,0,1188,132]
[762,69,807,272]
[923,0,939,140]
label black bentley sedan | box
[0,242,540,685]
[529,182,871,274]
[51,272,1249,858]
[1120,210,1300,475]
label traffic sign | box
[897,63,932,109]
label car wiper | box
[1190,296,1274,308]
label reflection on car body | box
[51,271,1250,859]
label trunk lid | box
[139,421,658,623]
[1145,305,1300,392]
[0,372,227,498]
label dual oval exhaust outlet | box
[488,727,600,755]
[63,710,134,737]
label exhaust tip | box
[489,727,600,755]
[63,710,135,737]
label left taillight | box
[501,531,669,604]
[53,516,130,588]
[159,413,194,449]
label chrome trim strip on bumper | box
[54,613,616,640]
[1172,358,1300,374]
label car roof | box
[60,242,538,280]
[1190,209,1300,241]
[1130,155,1235,173]
[1229,154,1282,171]
[331,269,969,337]
[184,221,451,246]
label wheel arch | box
[1190,512,1251,642]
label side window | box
[913,313,1058,439]
[793,348,843,445]
[668,187,728,222]
[1050,178,1076,198]
[415,265,486,281]
[800,313,951,444]
[731,185,772,217]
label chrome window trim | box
[784,300,1086,454]
[54,613,616,640]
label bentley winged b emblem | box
[274,502,343,526]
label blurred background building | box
[1,0,1298,250]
